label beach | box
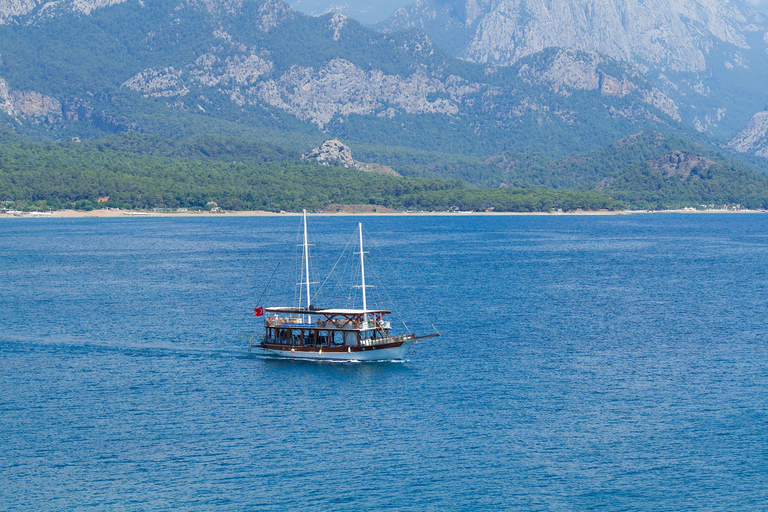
[2,207,633,218]
[2,206,762,219]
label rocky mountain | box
[382,0,763,72]
[730,108,768,157]
[287,0,410,24]
[0,0,688,163]
[380,0,768,150]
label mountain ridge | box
[0,0,685,158]
[379,0,768,151]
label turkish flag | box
[254,306,264,317]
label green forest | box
[0,130,620,213]
[2,129,768,213]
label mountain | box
[730,108,768,157]
[1,0,767,211]
[381,0,762,72]
[287,0,410,24]
[380,0,768,148]
[0,0,689,160]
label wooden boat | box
[251,210,438,361]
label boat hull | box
[255,339,414,361]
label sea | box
[1,213,767,510]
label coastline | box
[2,208,764,219]
[3,208,628,218]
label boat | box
[250,210,438,361]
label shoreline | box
[2,208,765,219]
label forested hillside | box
[3,130,768,212]
[0,130,621,212]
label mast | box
[358,222,368,324]
[303,209,311,322]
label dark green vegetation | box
[486,131,768,209]
[3,129,768,212]
[0,130,619,212]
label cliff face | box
[0,78,62,123]
[0,0,130,23]
[515,49,680,121]
[381,0,768,147]
[382,0,764,72]
[730,109,768,157]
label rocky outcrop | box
[301,139,400,176]
[254,58,472,127]
[382,0,763,73]
[0,0,37,23]
[256,0,293,32]
[516,49,680,121]
[730,109,768,157]
[0,77,62,122]
[302,139,355,166]
[123,52,273,97]
[123,67,189,98]
[0,0,130,24]
[649,151,712,180]
[328,12,346,41]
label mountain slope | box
[486,129,768,208]
[1,0,766,211]
[382,0,762,72]
[0,0,684,159]
[380,0,768,144]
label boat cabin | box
[262,307,395,348]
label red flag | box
[254,306,264,317]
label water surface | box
[1,214,767,510]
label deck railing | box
[359,333,414,347]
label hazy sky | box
[290,0,768,24]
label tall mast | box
[358,222,368,324]
[303,209,311,321]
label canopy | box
[264,307,391,315]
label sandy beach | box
[1,208,632,218]
[2,205,762,219]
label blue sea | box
[2,214,767,510]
